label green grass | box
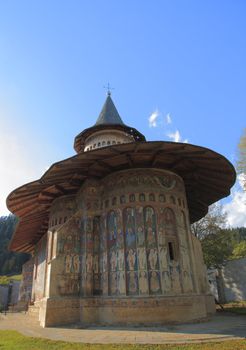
[0,331,245,350]
[220,301,246,315]
[0,275,22,285]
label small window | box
[120,195,126,204]
[149,193,155,202]
[107,141,111,145]
[139,193,145,202]
[98,142,101,147]
[112,140,116,144]
[117,141,121,144]
[129,194,135,202]
[112,197,117,206]
[159,194,166,202]
[102,141,106,146]
[168,242,175,261]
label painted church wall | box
[32,234,47,301]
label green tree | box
[231,241,246,259]
[191,203,227,240]
[201,229,234,268]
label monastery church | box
[7,93,235,327]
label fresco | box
[124,208,138,295]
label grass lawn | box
[0,331,246,350]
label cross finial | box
[103,83,114,96]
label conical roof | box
[95,94,124,126]
[74,94,146,153]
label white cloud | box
[148,109,159,128]
[165,113,172,124]
[167,129,188,143]
[223,174,246,227]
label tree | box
[231,241,246,259]
[201,229,234,269]
[237,128,246,191]
[191,203,227,240]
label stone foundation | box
[38,294,215,327]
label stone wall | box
[32,168,214,326]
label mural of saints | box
[135,207,145,247]
[137,248,147,270]
[149,271,161,294]
[159,247,168,271]
[127,249,136,271]
[148,248,158,270]
[139,271,148,294]
[144,207,157,248]
[65,254,72,273]
[161,271,171,293]
[73,254,80,273]
[163,208,176,236]
[117,271,125,294]
[117,249,125,271]
[127,272,138,295]
[107,211,117,250]
[124,208,136,249]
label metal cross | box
[103,83,114,96]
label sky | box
[0,1,245,226]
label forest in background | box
[0,215,29,276]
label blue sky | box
[0,1,245,225]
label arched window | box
[159,194,166,202]
[120,195,126,204]
[112,197,117,206]
[98,142,101,147]
[102,141,106,146]
[149,193,155,202]
[107,140,111,145]
[139,193,145,202]
[112,140,116,144]
[129,193,135,202]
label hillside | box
[0,215,29,276]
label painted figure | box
[136,226,145,246]
[110,250,117,271]
[161,271,171,293]
[110,272,117,295]
[139,271,148,294]
[73,254,80,273]
[117,249,125,270]
[158,227,165,246]
[127,272,138,294]
[118,271,125,294]
[127,249,136,270]
[138,248,147,270]
[148,248,158,270]
[159,246,168,270]
[149,271,160,293]
[86,253,93,272]
[65,254,72,273]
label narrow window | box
[168,242,175,261]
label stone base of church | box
[38,294,215,327]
